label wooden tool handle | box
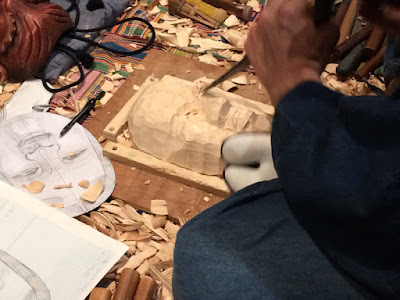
[334,0,350,27]
[355,44,386,80]
[133,276,157,300]
[113,268,141,300]
[334,23,374,58]
[202,0,252,20]
[337,0,358,45]
[89,288,112,300]
[336,41,364,76]
[363,26,386,59]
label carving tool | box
[113,268,141,300]
[203,0,335,92]
[59,91,105,138]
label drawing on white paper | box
[0,250,50,300]
[0,113,115,217]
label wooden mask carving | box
[0,0,74,82]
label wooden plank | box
[86,49,270,221]
[103,141,230,197]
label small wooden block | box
[150,200,168,216]
[133,276,157,300]
[89,287,112,300]
[113,268,141,300]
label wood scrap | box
[25,181,45,194]
[78,180,90,188]
[53,183,72,189]
[231,74,247,85]
[150,200,169,216]
[102,80,115,92]
[135,64,146,71]
[224,14,240,27]
[50,203,65,208]
[81,180,103,202]
[100,92,113,106]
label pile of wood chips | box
[77,199,184,300]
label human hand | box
[245,0,338,106]
[361,0,400,33]
[222,133,278,192]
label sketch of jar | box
[0,250,50,300]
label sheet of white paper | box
[0,112,116,217]
[0,181,128,300]
[0,80,52,124]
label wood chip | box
[50,203,65,208]
[125,63,134,73]
[203,196,211,202]
[4,83,21,93]
[221,81,237,92]
[224,15,240,27]
[100,92,113,106]
[150,200,169,216]
[249,79,257,85]
[26,181,45,194]
[0,93,13,106]
[78,180,90,188]
[114,62,122,72]
[101,80,115,92]
[98,136,107,143]
[118,247,158,273]
[133,85,140,91]
[80,180,103,202]
[134,64,146,71]
[151,216,167,229]
[53,183,72,189]
[144,180,151,185]
[231,74,248,85]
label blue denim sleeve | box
[272,82,400,296]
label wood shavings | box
[198,53,220,66]
[100,92,113,106]
[247,0,260,12]
[231,74,248,85]
[190,37,233,51]
[26,181,45,194]
[203,196,211,202]
[133,85,141,91]
[148,6,161,15]
[224,15,240,27]
[110,73,125,81]
[125,63,134,73]
[0,86,3,94]
[160,0,168,6]
[81,180,103,202]
[0,93,13,106]
[221,81,237,92]
[51,203,65,208]
[114,62,122,72]
[176,26,190,48]
[134,64,146,71]
[222,29,246,48]
[78,180,90,188]
[151,216,167,229]
[150,200,169,216]
[101,80,115,92]
[53,183,72,189]
[118,247,158,273]
[4,83,21,92]
[249,79,257,85]
[98,135,107,143]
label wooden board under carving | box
[86,49,271,221]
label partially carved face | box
[0,0,74,82]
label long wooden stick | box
[363,26,386,59]
[337,0,358,45]
[334,23,373,58]
[355,44,386,80]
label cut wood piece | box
[51,203,65,208]
[164,221,180,238]
[118,247,158,273]
[53,183,72,189]
[78,180,90,188]
[4,83,21,92]
[102,80,115,92]
[224,14,240,27]
[134,64,146,71]
[89,287,112,300]
[81,180,103,202]
[113,269,140,300]
[26,181,45,194]
[176,26,190,48]
[190,37,233,51]
[133,276,157,300]
[231,74,247,85]
[337,0,358,45]
[151,215,167,229]
[150,200,169,215]
[221,81,237,93]
[100,92,113,106]
[222,29,246,48]
[126,63,134,73]
[198,53,220,66]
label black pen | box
[59,91,105,138]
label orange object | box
[114,269,141,300]
[89,288,112,300]
[133,276,157,300]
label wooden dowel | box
[355,45,386,80]
[334,24,373,58]
[363,26,386,59]
[337,0,358,45]
[89,288,112,300]
[334,0,350,27]
[133,276,157,300]
[336,41,365,76]
[113,268,141,300]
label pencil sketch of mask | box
[0,250,50,300]
[0,113,115,217]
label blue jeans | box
[173,180,364,300]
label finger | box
[224,165,268,192]
[221,133,272,165]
